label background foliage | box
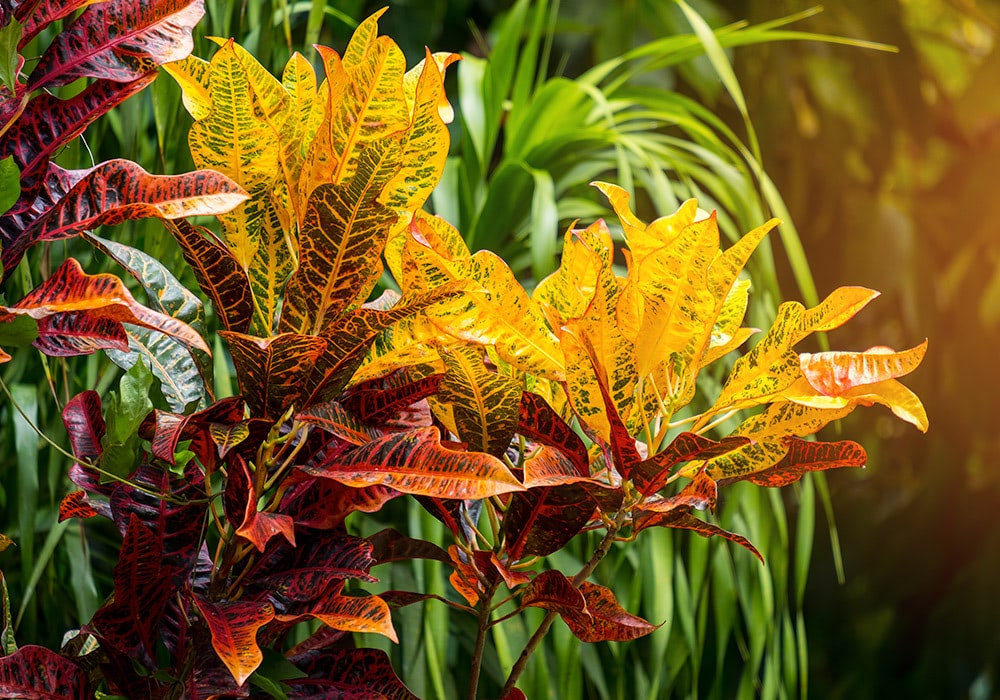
[0,0,974,697]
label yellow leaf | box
[793,286,880,344]
[403,51,461,123]
[533,220,612,330]
[162,55,211,120]
[0,533,14,552]
[843,379,929,433]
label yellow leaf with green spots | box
[534,220,613,330]
[163,54,211,120]
[436,344,522,456]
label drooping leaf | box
[106,326,208,412]
[194,597,274,687]
[2,75,154,181]
[0,645,88,700]
[86,514,173,666]
[633,508,763,563]
[276,582,397,643]
[295,400,381,446]
[561,581,659,643]
[28,0,205,88]
[1,160,247,276]
[304,426,524,499]
[2,258,209,357]
[31,312,128,357]
[503,484,597,560]
[367,528,450,565]
[518,569,587,617]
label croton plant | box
[0,3,927,699]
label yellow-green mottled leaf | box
[706,218,778,302]
[163,54,211,120]
[534,220,612,330]
[403,51,461,122]
[794,286,880,344]
[436,345,522,456]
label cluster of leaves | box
[0,5,927,699]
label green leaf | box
[0,17,21,94]
[0,156,20,214]
[101,357,155,479]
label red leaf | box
[367,528,450,565]
[193,597,274,687]
[634,509,763,563]
[631,432,750,496]
[4,258,209,354]
[58,490,98,521]
[0,645,88,699]
[296,400,381,446]
[224,453,295,552]
[503,485,597,560]
[518,569,587,617]
[517,392,590,477]
[735,437,867,488]
[29,0,205,88]
[561,581,659,643]
[287,648,417,700]
[281,476,399,530]
[341,370,444,424]
[62,390,105,462]
[86,514,173,665]
[221,331,326,419]
[141,395,244,467]
[3,76,155,181]
[448,545,483,606]
[163,219,253,334]
[32,313,129,357]
[502,690,528,700]
[303,426,524,499]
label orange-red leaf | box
[799,340,927,396]
[57,490,98,522]
[221,331,326,418]
[303,426,524,499]
[561,581,659,643]
[736,437,867,488]
[194,597,274,687]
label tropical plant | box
[0,8,926,698]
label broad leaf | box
[0,645,88,699]
[561,581,659,643]
[303,426,524,499]
[286,648,417,700]
[631,432,750,496]
[503,484,597,560]
[517,391,590,477]
[194,597,274,687]
[733,437,867,487]
[518,569,587,617]
[799,340,928,396]
[221,331,326,418]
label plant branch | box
[468,581,500,700]
[500,508,629,696]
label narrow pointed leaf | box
[341,371,443,425]
[303,426,524,499]
[634,509,763,563]
[799,340,927,396]
[225,453,295,551]
[631,432,750,496]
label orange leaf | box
[799,340,927,396]
[194,598,274,687]
[561,581,660,642]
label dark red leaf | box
[62,390,105,462]
[0,645,88,699]
[341,370,444,424]
[29,0,205,88]
[367,528,450,565]
[281,476,398,530]
[633,509,763,563]
[579,334,642,477]
[518,569,586,617]
[58,490,98,521]
[141,395,245,468]
[631,432,751,496]
[2,75,154,180]
[296,400,381,446]
[224,452,295,552]
[17,0,94,47]
[560,581,659,642]
[503,485,596,560]
[33,312,129,356]
[517,392,589,477]
[502,690,528,700]
[163,219,253,334]
[86,514,173,666]
[286,648,417,700]
[732,437,867,488]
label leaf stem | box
[468,581,500,700]
[500,508,628,696]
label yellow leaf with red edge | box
[799,340,928,396]
[194,598,274,687]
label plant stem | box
[500,509,628,696]
[468,581,500,700]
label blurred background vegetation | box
[0,0,992,698]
